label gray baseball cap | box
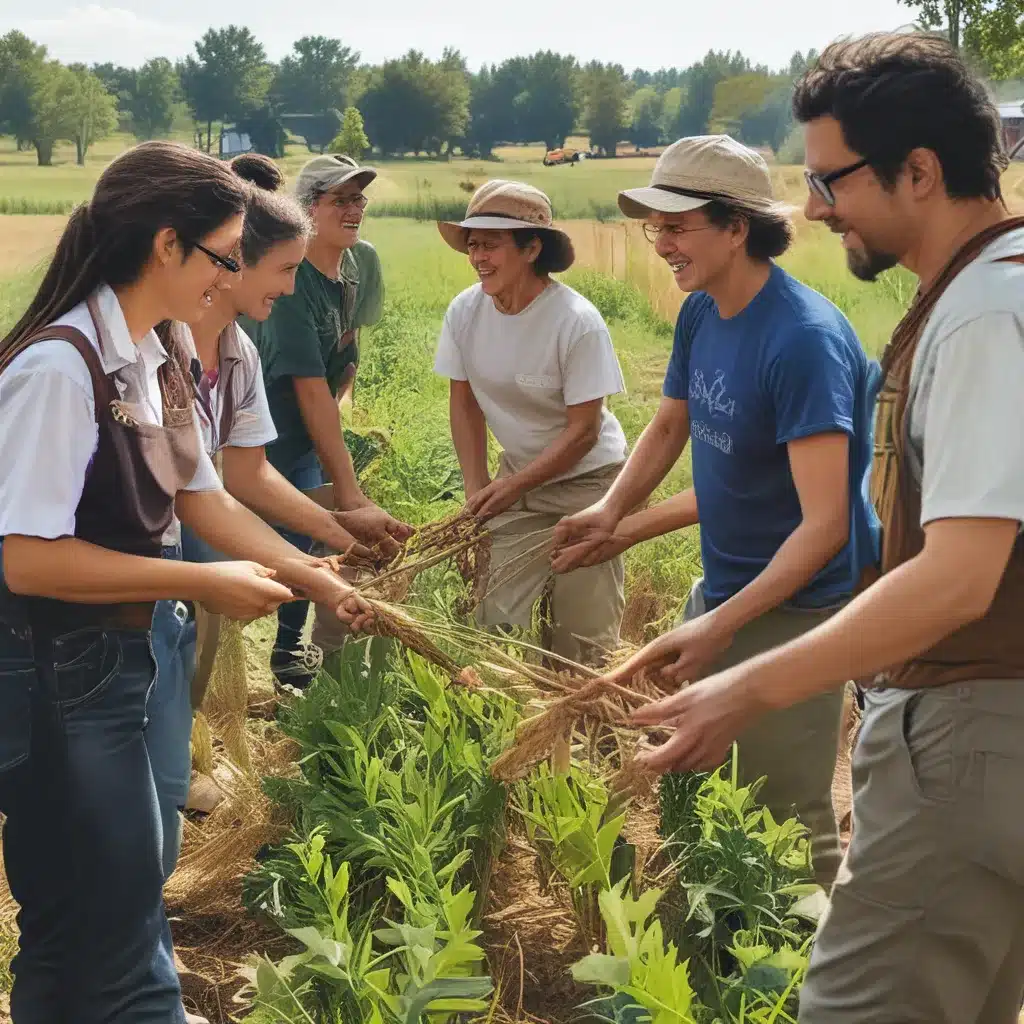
[294,154,377,205]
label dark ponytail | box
[2,141,248,357]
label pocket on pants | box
[900,691,958,804]
[52,628,122,710]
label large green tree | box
[273,35,358,114]
[0,31,46,149]
[901,0,1024,51]
[359,49,469,157]
[674,51,755,137]
[66,66,118,163]
[129,57,179,139]
[466,65,505,157]
[629,86,664,148]
[582,61,630,157]
[27,60,78,165]
[517,52,580,152]
[178,26,272,152]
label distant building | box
[998,101,1024,157]
[219,130,254,160]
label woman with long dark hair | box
[0,141,369,1023]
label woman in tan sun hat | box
[434,180,629,665]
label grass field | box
[10,130,1024,220]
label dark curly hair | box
[792,32,1007,201]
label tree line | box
[2,0,1023,166]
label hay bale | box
[203,619,251,772]
[191,713,214,777]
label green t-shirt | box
[249,240,384,472]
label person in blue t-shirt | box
[551,135,880,887]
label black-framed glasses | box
[804,159,870,206]
[642,222,716,245]
[193,241,241,274]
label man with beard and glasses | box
[550,135,879,889]
[611,32,1024,1024]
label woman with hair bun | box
[150,156,389,1021]
[0,140,370,1023]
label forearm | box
[176,489,316,578]
[618,488,699,544]
[708,518,848,637]
[450,396,490,494]
[602,417,687,520]
[177,489,354,603]
[738,550,975,711]
[294,382,365,509]
[222,450,351,551]
[2,535,214,604]
[506,424,599,495]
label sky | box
[7,0,920,71]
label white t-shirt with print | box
[905,227,1024,529]
[434,281,628,483]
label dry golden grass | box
[0,216,65,277]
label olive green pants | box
[800,682,1024,1023]
[683,579,845,889]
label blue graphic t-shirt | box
[663,262,880,609]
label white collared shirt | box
[0,284,221,543]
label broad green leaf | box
[570,953,631,987]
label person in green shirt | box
[250,154,411,689]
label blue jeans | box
[0,616,184,1023]
[273,451,325,652]
[146,547,198,1002]
[180,524,227,566]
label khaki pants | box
[478,460,625,667]
[800,681,1024,1024]
[683,579,845,888]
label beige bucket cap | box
[295,153,377,203]
[619,135,788,219]
[438,179,575,272]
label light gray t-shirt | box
[434,281,628,483]
[173,321,278,457]
[905,228,1024,528]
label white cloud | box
[23,5,195,66]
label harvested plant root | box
[358,510,493,604]
[489,673,663,783]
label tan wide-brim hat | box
[438,179,575,272]
[619,135,791,219]
[295,153,377,202]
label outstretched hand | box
[629,669,763,774]
[464,478,523,521]
[550,502,624,574]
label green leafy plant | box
[512,763,627,948]
[375,877,494,1021]
[570,879,698,1024]
[655,757,818,1018]
[238,832,394,1023]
